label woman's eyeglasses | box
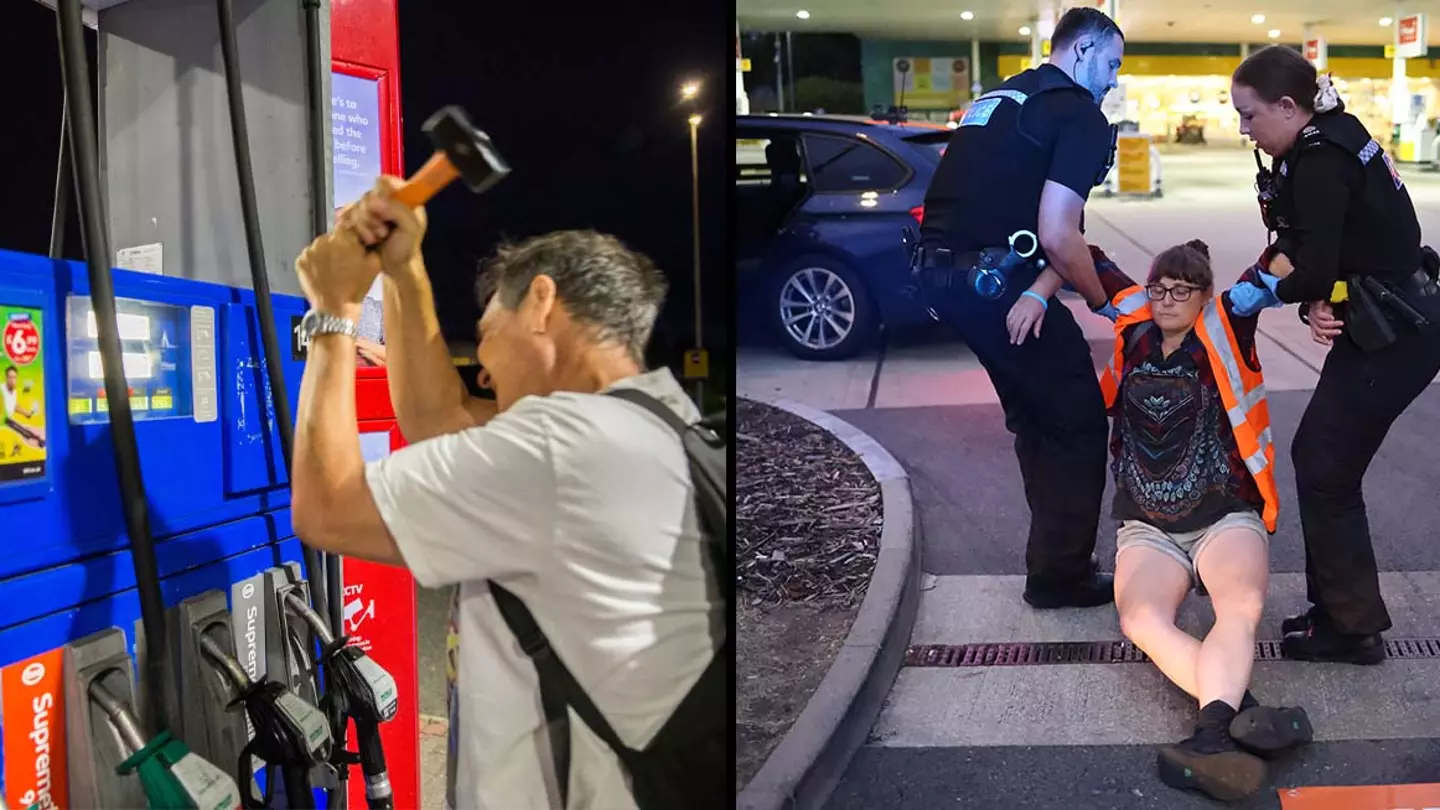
[1146,284,1201,303]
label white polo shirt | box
[365,369,716,809]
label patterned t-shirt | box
[1110,322,1263,532]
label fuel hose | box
[55,0,172,738]
[285,593,398,809]
[199,634,331,809]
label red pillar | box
[332,3,420,807]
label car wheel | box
[767,256,876,361]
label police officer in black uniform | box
[1233,45,1440,664]
[915,7,1125,609]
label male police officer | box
[916,7,1124,609]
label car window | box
[901,131,951,163]
[735,132,807,187]
[801,133,908,192]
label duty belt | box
[911,229,1046,301]
[1340,263,1440,353]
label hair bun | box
[1184,239,1210,259]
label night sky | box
[3,0,731,370]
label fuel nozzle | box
[88,680,242,810]
[197,634,332,809]
[284,591,400,809]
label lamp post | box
[681,82,705,407]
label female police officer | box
[1231,45,1440,664]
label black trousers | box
[928,276,1109,585]
[1292,326,1440,636]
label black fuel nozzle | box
[284,592,400,808]
[198,634,331,809]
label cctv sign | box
[1396,14,1427,59]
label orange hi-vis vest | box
[1097,285,1280,533]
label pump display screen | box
[66,296,195,424]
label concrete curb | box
[737,397,921,810]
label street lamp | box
[682,81,705,405]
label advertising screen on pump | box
[332,70,386,304]
[0,648,68,810]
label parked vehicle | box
[735,114,950,360]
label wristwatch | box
[296,309,360,343]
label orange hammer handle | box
[391,151,459,208]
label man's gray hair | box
[477,230,669,363]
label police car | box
[736,113,949,360]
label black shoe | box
[1281,605,1326,635]
[1230,705,1314,758]
[1281,625,1386,665]
[1023,571,1115,609]
[1157,724,1267,803]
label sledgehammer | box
[391,106,510,207]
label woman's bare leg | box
[1193,526,1269,711]
[1116,545,1199,696]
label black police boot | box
[1157,701,1267,803]
[1281,604,1327,635]
[1281,623,1386,665]
[1023,556,1114,609]
[1230,704,1314,758]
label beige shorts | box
[1115,510,1267,589]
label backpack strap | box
[605,388,728,580]
[605,387,694,434]
[490,389,724,806]
[489,582,636,808]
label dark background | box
[1,0,730,376]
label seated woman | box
[1095,240,1312,802]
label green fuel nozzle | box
[89,681,242,810]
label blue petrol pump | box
[0,0,501,802]
[0,0,412,807]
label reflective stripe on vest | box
[1099,286,1152,398]
[1112,286,1149,317]
[1098,290,1280,533]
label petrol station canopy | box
[736,0,1416,47]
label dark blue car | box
[735,114,951,360]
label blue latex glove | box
[1228,268,1285,317]
[1092,301,1120,322]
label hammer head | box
[423,106,511,195]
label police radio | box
[1095,124,1119,188]
[1254,149,1281,238]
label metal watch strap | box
[302,309,360,340]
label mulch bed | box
[736,398,884,791]
[737,399,883,607]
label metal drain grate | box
[905,638,1440,668]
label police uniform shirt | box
[1273,117,1423,304]
[921,64,1113,252]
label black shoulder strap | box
[607,388,729,575]
[606,387,694,433]
[489,582,635,808]
[491,389,725,807]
